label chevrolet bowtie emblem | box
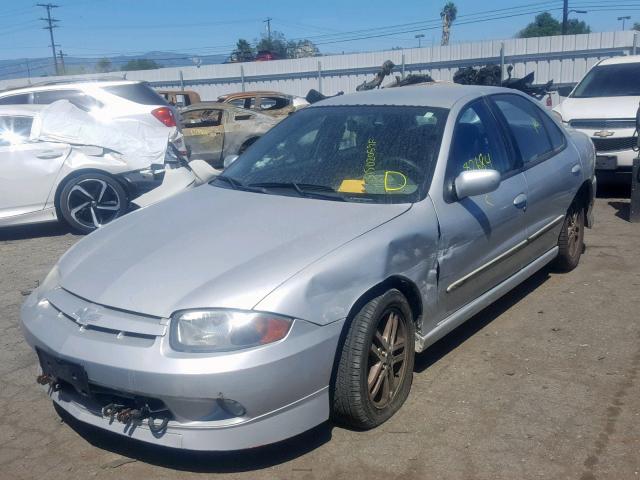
[593,130,615,138]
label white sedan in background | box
[0,102,215,233]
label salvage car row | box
[0,82,308,232]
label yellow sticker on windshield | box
[338,179,366,193]
[384,171,407,191]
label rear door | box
[489,93,581,260]
[181,108,224,166]
[0,115,69,219]
[432,99,529,316]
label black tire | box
[332,289,415,429]
[554,202,585,272]
[58,173,128,234]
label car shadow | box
[608,201,630,221]
[414,267,551,373]
[0,222,77,241]
[54,404,333,473]
[595,172,631,199]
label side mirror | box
[223,155,239,169]
[454,169,500,200]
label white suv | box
[554,55,640,173]
[0,80,185,152]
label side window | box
[492,94,554,165]
[449,100,513,179]
[228,99,245,108]
[539,110,566,151]
[0,93,31,105]
[260,96,289,111]
[181,109,222,127]
[0,115,33,146]
[34,90,102,111]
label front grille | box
[570,118,636,129]
[592,136,637,152]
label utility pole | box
[415,34,425,48]
[38,3,60,75]
[561,0,568,35]
[58,50,66,75]
[264,17,272,44]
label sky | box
[0,0,637,62]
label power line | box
[37,3,60,75]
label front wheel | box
[554,202,585,272]
[332,289,415,429]
[58,173,128,234]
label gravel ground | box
[0,180,638,480]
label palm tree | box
[440,2,458,46]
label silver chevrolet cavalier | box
[21,85,596,451]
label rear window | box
[104,83,168,106]
[572,63,640,98]
[34,89,102,111]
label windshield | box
[216,105,448,203]
[571,63,640,98]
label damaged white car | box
[0,101,216,233]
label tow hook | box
[36,373,62,391]
[101,403,170,434]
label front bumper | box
[21,288,344,451]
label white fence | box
[1,31,638,101]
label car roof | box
[218,91,289,100]
[309,83,509,109]
[0,104,44,116]
[598,55,640,66]
[0,79,142,95]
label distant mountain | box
[0,51,228,81]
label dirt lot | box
[1,180,638,480]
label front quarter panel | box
[254,199,440,329]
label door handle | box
[571,164,582,175]
[36,151,63,159]
[513,193,527,210]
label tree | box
[231,39,255,62]
[440,2,457,46]
[517,12,591,37]
[120,59,161,71]
[95,57,112,73]
[634,22,640,31]
[256,30,289,58]
[286,39,320,58]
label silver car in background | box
[21,85,595,451]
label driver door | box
[431,99,529,317]
[181,108,224,167]
[0,115,69,219]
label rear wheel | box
[332,289,415,429]
[58,173,128,234]
[554,202,585,272]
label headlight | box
[170,309,293,352]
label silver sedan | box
[21,84,595,451]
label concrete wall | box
[1,31,637,101]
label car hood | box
[57,185,410,318]
[555,95,640,121]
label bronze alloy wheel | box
[567,208,582,259]
[367,309,408,409]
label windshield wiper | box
[213,175,265,193]
[246,182,346,201]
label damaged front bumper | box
[21,287,343,451]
